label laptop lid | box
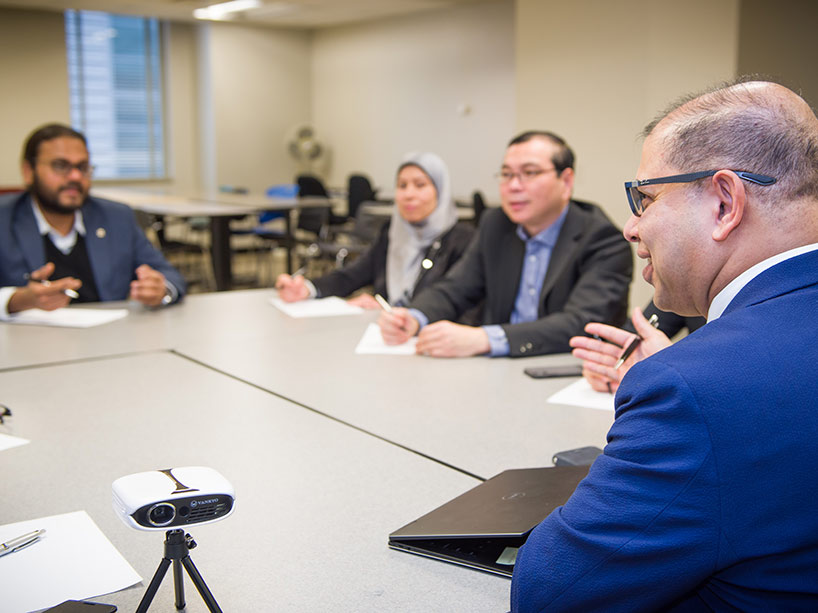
[388,465,588,577]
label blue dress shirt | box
[412,205,569,356]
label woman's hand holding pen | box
[7,262,82,314]
[569,307,672,394]
[275,273,310,302]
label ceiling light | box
[193,0,262,21]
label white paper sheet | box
[270,296,364,318]
[0,432,29,451]
[0,510,141,612]
[5,308,129,328]
[355,322,418,355]
[547,378,616,412]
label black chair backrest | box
[296,174,331,236]
[472,190,487,226]
[296,174,330,198]
[347,174,376,220]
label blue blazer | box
[512,248,818,612]
[0,192,185,302]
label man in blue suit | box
[511,80,818,611]
[0,124,185,317]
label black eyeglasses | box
[624,170,777,216]
[38,158,94,178]
[495,168,558,185]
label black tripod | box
[136,529,223,612]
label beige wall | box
[0,8,70,187]
[515,0,740,311]
[164,22,201,192]
[311,0,515,199]
[203,21,312,194]
[738,0,818,109]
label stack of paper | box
[0,510,141,612]
[355,323,418,355]
[547,379,615,412]
[270,296,364,318]
[0,432,29,452]
[6,308,129,328]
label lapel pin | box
[422,258,433,269]
[96,227,106,238]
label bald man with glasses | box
[0,123,185,318]
[512,80,818,612]
[378,130,632,358]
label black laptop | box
[388,465,588,577]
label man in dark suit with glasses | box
[0,123,185,318]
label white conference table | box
[0,352,509,612]
[0,289,613,611]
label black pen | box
[614,313,660,368]
[24,274,80,300]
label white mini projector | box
[112,466,235,531]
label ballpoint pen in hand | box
[24,273,80,300]
[374,293,393,312]
[0,528,46,557]
[614,313,660,369]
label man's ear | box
[21,160,34,187]
[710,170,746,242]
[558,166,575,197]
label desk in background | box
[93,188,337,290]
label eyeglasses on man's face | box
[624,170,776,216]
[37,158,94,178]
[496,167,558,185]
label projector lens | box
[148,502,176,526]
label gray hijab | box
[386,152,458,305]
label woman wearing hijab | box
[275,152,474,309]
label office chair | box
[346,174,377,221]
[472,190,487,227]
[134,210,213,292]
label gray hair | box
[645,78,818,205]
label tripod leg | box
[182,555,224,613]
[136,557,172,613]
[173,558,186,609]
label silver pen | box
[24,274,80,300]
[0,528,46,557]
[374,293,392,312]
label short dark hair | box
[22,123,88,166]
[644,78,818,204]
[507,130,575,173]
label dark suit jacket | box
[409,201,632,356]
[312,221,474,302]
[512,249,818,611]
[0,192,185,301]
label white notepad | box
[0,510,141,612]
[270,296,364,317]
[547,378,616,412]
[0,433,29,452]
[355,322,418,355]
[5,307,129,328]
